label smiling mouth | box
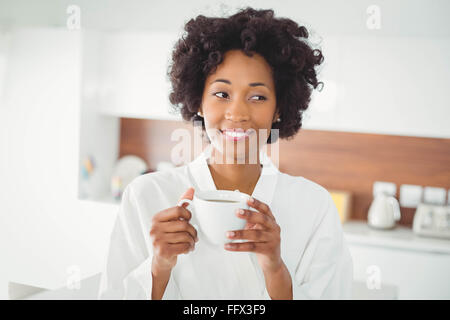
[220,129,252,141]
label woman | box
[98,7,353,300]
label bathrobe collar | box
[187,144,279,207]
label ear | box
[272,110,280,123]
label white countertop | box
[342,221,450,255]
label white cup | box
[177,190,250,246]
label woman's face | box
[200,49,278,164]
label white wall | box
[0,28,117,299]
[2,0,449,37]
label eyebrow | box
[210,79,269,88]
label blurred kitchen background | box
[0,0,449,299]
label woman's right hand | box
[150,187,198,275]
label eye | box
[251,95,267,101]
[214,92,229,99]
[213,92,267,101]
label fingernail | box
[227,231,235,238]
[249,197,255,203]
[236,208,244,215]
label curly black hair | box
[168,7,324,144]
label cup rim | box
[194,190,250,203]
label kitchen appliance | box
[413,203,450,239]
[367,193,401,229]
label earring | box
[276,118,281,122]
[197,111,203,117]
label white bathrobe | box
[97,145,353,300]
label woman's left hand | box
[225,197,282,273]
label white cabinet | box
[349,244,450,299]
[97,31,182,121]
[77,31,186,207]
[344,221,450,299]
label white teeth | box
[224,131,246,137]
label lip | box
[220,128,252,141]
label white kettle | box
[368,193,401,229]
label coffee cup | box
[177,189,250,246]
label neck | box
[207,148,262,196]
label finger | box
[178,187,195,208]
[167,242,193,255]
[226,229,271,242]
[162,232,196,247]
[153,205,192,222]
[175,187,195,222]
[224,241,265,253]
[236,208,273,230]
[161,220,198,241]
[244,222,257,230]
[244,222,264,230]
[247,197,275,220]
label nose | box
[224,99,250,122]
